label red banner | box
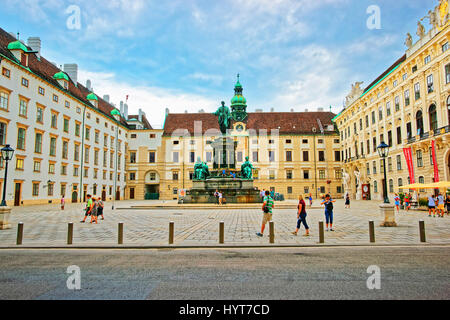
[431,140,439,182]
[403,148,415,184]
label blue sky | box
[1,0,433,128]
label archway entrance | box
[72,191,78,203]
[145,171,160,200]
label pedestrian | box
[308,193,313,207]
[404,193,410,211]
[291,195,310,236]
[97,197,105,220]
[260,189,266,200]
[445,195,450,215]
[428,194,436,217]
[80,194,94,223]
[256,190,274,237]
[394,193,400,213]
[270,189,275,199]
[219,191,223,205]
[214,189,219,205]
[345,193,350,209]
[436,193,445,218]
[321,194,336,231]
[61,195,65,211]
[90,197,98,224]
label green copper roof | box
[231,94,246,105]
[53,71,69,81]
[7,40,28,52]
[111,109,120,116]
[86,93,98,101]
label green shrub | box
[418,198,428,207]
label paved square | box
[0,200,449,246]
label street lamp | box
[111,110,121,210]
[1,145,15,206]
[377,141,390,204]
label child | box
[404,193,410,211]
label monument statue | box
[422,0,449,29]
[241,156,254,179]
[416,21,426,39]
[354,170,362,200]
[213,101,232,135]
[342,170,350,193]
[345,82,364,106]
[193,157,210,180]
[404,33,413,49]
[202,162,210,179]
[422,10,439,28]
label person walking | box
[80,194,94,223]
[404,193,410,211]
[260,189,266,201]
[270,189,275,200]
[97,197,105,220]
[436,193,445,218]
[394,193,400,213]
[445,195,450,215]
[218,191,223,205]
[344,193,350,209]
[214,189,219,205]
[321,194,336,231]
[90,197,98,224]
[291,195,310,236]
[256,190,274,237]
[60,195,65,211]
[308,193,313,207]
[428,194,436,217]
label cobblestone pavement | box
[0,200,449,246]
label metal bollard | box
[269,221,275,244]
[118,222,124,245]
[67,222,73,245]
[319,221,324,244]
[369,220,375,243]
[219,221,224,244]
[169,221,174,245]
[16,222,23,245]
[419,220,426,243]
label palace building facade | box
[334,8,450,200]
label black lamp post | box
[377,141,390,204]
[1,145,15,206]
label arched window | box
[419,176,425,192]
[416,110,424,136]
[398,178,403,187]
[429,104,438,132]
[389,179,394,193]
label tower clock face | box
[236,124,244,132]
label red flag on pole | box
[431,140,439,182]
[125,95,129,102]
[403,147,415,184]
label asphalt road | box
[0,246,449,300]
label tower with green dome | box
[230,74,248,122]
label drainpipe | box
[79,105,86,203]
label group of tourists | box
[393,192,450,217]
[80,194,105,224]
[214,190,225,205]
[256,191,337,238]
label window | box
[74,144,80,161]
[424,55,431,65]
[75,123,80,136]
[373,161,377,174]
[286,170,293,180]
[395,96,400,112]
[269,170,275,180]
[378,106,383,120]
[62,141,68,159]
[372,137,377,153]
[335,169,342,179]
[65,101,70,108]
[21,77,29,87]
[51,113,57,128]
[85,127,90,140]
[103,151,107,166]
[396,127,402,145]
[403,73,408,81]
[287,187,293,194]
[63,118,69,133]
[130,152,136,163]
[412,65,418,73]
[252,151,258,162]
[268,151,275,162]
[303,170,310,179]
[36,107,44,123]
[49,137,56,156]
[34,133,42,153]
[414,83,420,100]
[371,111,376,124]
[416,110,424,136]
[303,151,309,162]
[173,152,179,163]
[2,67,10,78]
[48,163,55,174]
[417,150,423,167]
[17,128,26,150]
[319,170,325,179]
[318,151,325,162]
[429,104,438,132]
[190,152,195,163]
[53,94,58,103]
[388,130,392,147]
[365,115,369,127]
[47,183,54,196]
[237,151,243,162]
[334,151,341,162]
[33,160,41,172]
[446,64,450,84]
[16,158,24,170]
[374,181,378,193]
[388,157,392,172]
[206,152,212,162]
[389,179,394,193]
[285,139,292,144]
[38,87,45,95]
[405,90,410,106]
[427,74,434,93]
[172,172,179,181]
[366,162,370,175]
[129,173,136,181]
[84,147,90,163]
[19,99,28,117]
[94,150,99,165]
[443,42,449,52]
[386,102,391,116]
[302,139,308,144]
[95,131,99,144]
[304,187,309,194]
[149,151,156,163]
[286,150,292,162]
[32,183,39,196]
[396,155,402,170]
[0,91,9,110]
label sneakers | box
[80,221,85,223]
[330,229,334,231]
[291,232,298,236]
[303,233,310,237]
[256,233,263,237]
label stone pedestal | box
[379,203,397,227]
[0,206,12,230]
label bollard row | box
[13,220,429,246]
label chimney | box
[138,108,143,122]
[63,64,78,85]
[255,108,263,112]
[198,109,205,113]
[165,108,170,116]
[120,101,124,115]
[290,108,294,112]
[103,95,110,103]
[86,80,92,91]
[305,108,309,112]
[27,37,41,59]
[270,108,274,112]
[124,104,128,120]
[318,107,324,111]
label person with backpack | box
[321,194,336,231]
[291,195,310,236]
[256,190,274,237]
[97,197,105,220]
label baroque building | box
[334,5,450,200]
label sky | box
[0,0,435,128]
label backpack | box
[325,200,333,211]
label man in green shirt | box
[80,194,94,223]
[256,190,274,237]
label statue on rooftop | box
[404,33,413,49]
[416,21,426,39]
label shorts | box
[437,204,444,210]
[395,202,400,206]
[262,213,272,225]
[428,206,435,209]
